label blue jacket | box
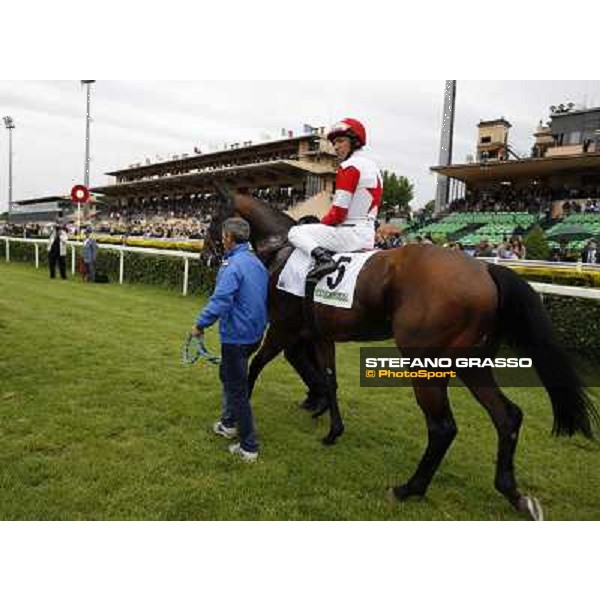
[196,243,269,345]
[83,237,98,263]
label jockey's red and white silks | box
[287,221,376,256]
[321,151,383,226]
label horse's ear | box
[213,179,235,208]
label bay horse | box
[205,184,598,520]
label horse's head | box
[202,179,297,266]
[201,180,237,264]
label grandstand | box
[90,130,337,238]
[426,104,600,253]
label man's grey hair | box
[222,217,251,243]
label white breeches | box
[288,223,375,256]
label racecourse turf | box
[1,261,599,520]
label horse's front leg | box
[313,340,344,445]
[284,339,328,412]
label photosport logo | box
[360,347,542,388]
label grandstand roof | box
[105,134,332,177]
[14,195,70,206]
[431,152,600,185]
[92,159,335,197]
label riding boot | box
[308,247,338,281]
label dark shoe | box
[308,247,337,280]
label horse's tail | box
[487,263,599,438]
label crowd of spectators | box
[251,188,304,211]
[562,198,600,215]
[92,189,304,240]
[0,223,47,238]
[0,222,81,238]
[470,235,527,259]
[94,219,209,240]
[374,222,530,261]
[450,185,600,216]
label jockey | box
[288,118,383,280]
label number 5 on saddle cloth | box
[181,333,221,366]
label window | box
[480,136,492,143]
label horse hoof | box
[517,495,544,521]
[321,425,344,445]
[386,484,423,502]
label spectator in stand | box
[47,224,68,280]
[474,238,493,258]
[551,240,569,262]
[495,238,508,259]
[581,240,598,264]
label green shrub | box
[511,266,600,288]
[524,225,550,260]
[542,295,600,352]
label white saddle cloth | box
[276,248,378,309]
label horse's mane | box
[237,194,296,235]
[206,186,307,264]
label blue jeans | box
[84,261,95,282]
[219,342,260,453]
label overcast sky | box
[1,80,599,213]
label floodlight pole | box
[3,116,15,224]
[81,80,95,236]
[434,80,456,216]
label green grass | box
[1,261,599,520]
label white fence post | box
[71,245,76,275]
[35,244,39,268]
[5,239,9,262]
[119,249,124,285]
[183,257,189,296]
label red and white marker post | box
[71,185,90,237]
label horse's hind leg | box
[390,381,457,501]
[460,368,543,521]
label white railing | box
[477,255,600,272]
[3,236,600,301]
[0,236,203,296]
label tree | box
[422,200,435,216]
[524,225,550,260]
[380,171,414,219]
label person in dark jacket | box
[47,224,68,279]
[581,240,598,264]
[192,217,269,462]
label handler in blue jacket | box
[192,217,269,462]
